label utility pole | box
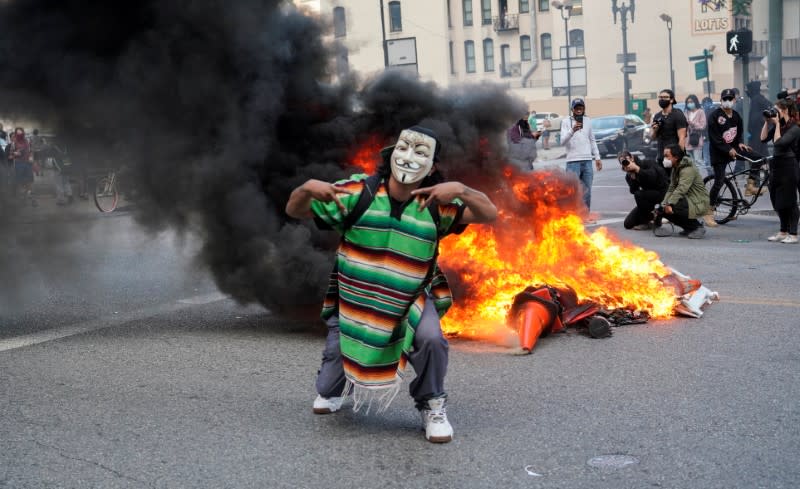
[552,1,573,113]
[768,0,783,98]
[659,14,675,94]
[612,0,636,114]
[380,1,388,67]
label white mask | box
[663,159,673,168]
[390,129,436,184]
[720,100,734,110]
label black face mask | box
[658,99,671,109]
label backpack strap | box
[341,174,382,232]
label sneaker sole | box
[312,407,339,414]
[426,434,453,443]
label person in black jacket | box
[618,150,669,230]
[759,98,800,243]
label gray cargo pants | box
[315,296,449,406]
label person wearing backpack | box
[285,125,497,443]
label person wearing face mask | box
[286,125,497,443]
[707,88,754,225]
[650,89,688,164]
[746,81,773,158]
[654,144,710,239]
[684,94,709,176]
[759,99,800,244]
[618,150,669,230]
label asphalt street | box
[1,160,798,489]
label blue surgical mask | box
[687,103,696,110]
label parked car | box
[591,114,656,158]
[532,112,562,131]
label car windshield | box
[591,117,624,130]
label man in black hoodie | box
[618,150,669,230]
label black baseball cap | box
[720,88,736,100]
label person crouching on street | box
[285,125,498,443]
[618,150,668,230]
[654,144,711,239]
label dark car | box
[591,114,655,158]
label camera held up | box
[763,107,778,118]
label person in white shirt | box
[560,98,602,212]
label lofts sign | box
[691,0,732,35]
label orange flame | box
[439,169,676,339]
[349,134,384,174]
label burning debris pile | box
[436,169,719,349]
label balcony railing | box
[500,62,521,78]
[752,38,800,59]
[493,14,519,33]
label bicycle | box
[94,168,120,213]
[703,153,773,224]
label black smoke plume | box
[0,0,526,311]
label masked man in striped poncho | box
[286,126,497,443]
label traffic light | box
[726,30,752,56]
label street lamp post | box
[660,13,675,94]
[611,0,635,114]
[552,1,572,113]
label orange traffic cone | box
[518,299,559,352]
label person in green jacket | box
[654,143,711,239]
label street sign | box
[620,65,637,74]
[689,49,714,62]
[703,80,715,95]
[616,53,636,64]
[633,92,658,100]
[694,61,708,80]
[726,30,752,55]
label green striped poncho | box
[311,174,466,410]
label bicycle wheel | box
[703,175,737,224]
[94,176,119,213]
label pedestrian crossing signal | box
[726,30,752,55]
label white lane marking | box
[587,217,625,226]
[0,293,231,353]
[178,292,228,305]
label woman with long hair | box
[684,94,709,176]
[760,98,799,243]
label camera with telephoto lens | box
[653,204,665,227]
[763,107,779,118]
[620,158,631,168]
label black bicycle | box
[703,153,773,224]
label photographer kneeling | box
[654,144,711,239]
[619,151,669,230]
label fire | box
[439,168,677,339]
[349,134,384,174]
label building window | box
[538,0,549,11]
[463,0,473,26]
[449,41,456,73]
[481,0,492,25]
[389,1,402,32]
[483,38,494,72]
[465,40,476,73]
[540,33,551,60]
[520,35,531,61]
[571,0,583,15]
[333,7,346,38]
[519,0,530,13]
[569,28,584,56]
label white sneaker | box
[767,232,788,242]
[312,394,343,414]
[780,234,799,244]
[420,397,453,443]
